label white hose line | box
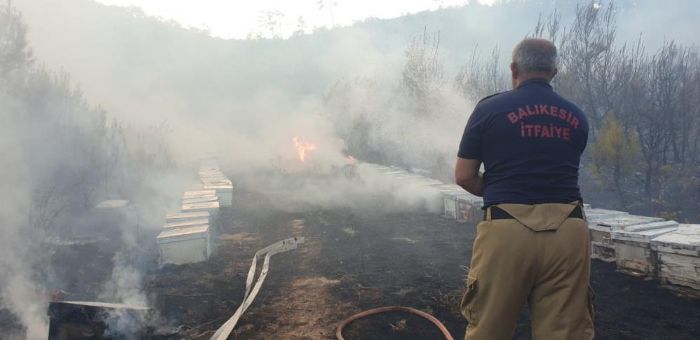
[210,236,305,340]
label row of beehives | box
[156,161,234,266]
[360,163,484,223]
[361,163,700,296]
[585,208,700,295]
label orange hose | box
[336,306,455,340]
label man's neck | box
[515,76,551,88]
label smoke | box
[0,92,49,337]
[1,0,698,337]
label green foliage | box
[590,114,640,207]
[592,114,640,177]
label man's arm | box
[455,157,483,197]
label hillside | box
[15,0,700,128]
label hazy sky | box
[95,0,496,39]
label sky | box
[95,0,496,39]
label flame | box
[292,137,316,162]
[346,155,356,164]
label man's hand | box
[455,158,484,197]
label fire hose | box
[207,236,453,340]
[336,306,455,340]
[210,237,305,340]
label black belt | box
[485,205,584,220]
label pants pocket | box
[460,274,479,326]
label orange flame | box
[292,137,316,162]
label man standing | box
[455,38,593,339]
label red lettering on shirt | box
[571,117,580,129]
[559,108,568,120]
[518,107,528,120]
[519,123,572,141]
[553,125,562,138]
[541,124,551,138]
[526,105,536,116]
[508,112,518,124]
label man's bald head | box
[510,38,558,87]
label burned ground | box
[149,177,700,339]
[4,175,699,339]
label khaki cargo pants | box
[461,202,594,340]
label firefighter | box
[455,38,593,339]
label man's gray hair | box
[512,38,558,74]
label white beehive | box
[163,219,210,230]
[610,220,679,276]
[441,190,463,220]
[202,183,233,207]
[183,190,217,199]
[92,199,137,241]
[182,195,219,205]
[651,224,700,295]
[443,191,482,223]
[157,225,211,266]
[414,178,444,188]
[590,215,664,262]
[181,201,220,221]
[166,211,211,225]
[584,208,630,222]
[198,166,234,207]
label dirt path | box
[231,218,355,339]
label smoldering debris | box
[47,301,150,339]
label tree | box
[316,0,337,28]
[454,45,509,103]
[400,28,445,117]
[556,1,618,134]
[591,114,640,207]
[258,9,285,39]
[0,2,31,77]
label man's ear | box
[510,62,519,78]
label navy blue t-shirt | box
[458,79,589,207]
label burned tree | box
[400,28,445,117]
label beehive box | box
[181,201,220,220]
[183,189,217,199]
[163,218,210,230]
[651,224,700,295]
[585,209,629,245]
[203,183,233,207]
[442,191,461,220]
[439,189,460,218]
[90,200,137,241]
[443,191,482,223]
[584,208,629,223]
[182,195,219,205]
[157,225,211,266]
[610,220,678,276]
[414,178,444,188]
[591,215,664,262]
[166,211,211,225]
